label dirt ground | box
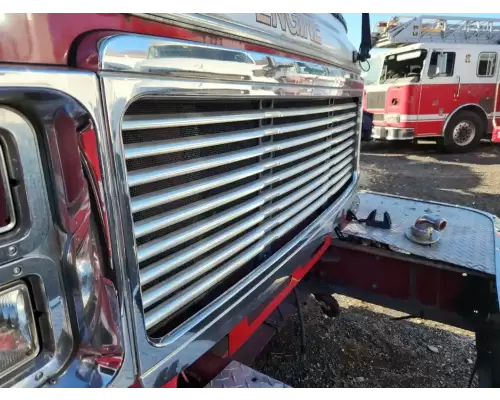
[253,141,500,387]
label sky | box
[344,13,500,49]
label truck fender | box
[442,103,489,136]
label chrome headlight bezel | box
[0,281,39,380]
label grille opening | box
[333,97,358,106]
[122,119,260,146]
[273,98,330,109]
[121,95,359,337]
[271,156,330,193]
[273,112,330,126]
[126,98,260,116]
[366,92,386,110]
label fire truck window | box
[362,55,383,85]
[477,52,497,77]
[379,49,428,84]
[428,51,456,77]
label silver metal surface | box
[405,227,441,245]
[131,137,354,215]
[452,120,476,146]
[99,31,362,386]
[140,173,358,387]
[137,160,353,265]
[124,111,356,160]
[0,23,362,388]
[128,14,356,72]
[0,146,16,234]
[98,34,363,90]
[123,93,357,329]
[0,69,136,388]
[123,103,356,132]
[127,122,356,188]
[0,107,72,387]
[206,360,290,388]
[0,108,50,262]
[406,214,447,245]
[371,126,415,140]
[341,191,497,275]
[144,171,352,328]
[135,147,353,239]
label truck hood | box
[140,14,358,73]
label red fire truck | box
[363,15,500,152]
[0,13,499,388]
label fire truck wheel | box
[443,111,483,153]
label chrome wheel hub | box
[452,120,475,146]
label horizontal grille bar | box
[122,102,357,131]
[144,171,353,330]
[127,119,356,187]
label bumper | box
[372,126,414,141]
[493,126,500,143]
[342,191,499,278]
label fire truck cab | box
[363,15,500,152]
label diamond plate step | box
[205,361,291,388]
[342,191,498,275]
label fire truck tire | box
[442,111,483,153]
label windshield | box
[362,55,384,86]
[379,49,428,84]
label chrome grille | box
[121,97,359,335]
[366,91,387,110]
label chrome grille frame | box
[124,98,358,333]
[99,33,363,386]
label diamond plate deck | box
[205,361,290,388]
[341,192,498,275]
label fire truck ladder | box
[372,15,500,48]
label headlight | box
[384,114,401,123]
[0,282,39,379]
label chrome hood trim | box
[132,13,358,72]
[98,33,363,90]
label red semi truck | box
[0,13,499,388]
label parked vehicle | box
[364,15,500,152]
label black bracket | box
[366,209,392,229]
[346,209,392,230]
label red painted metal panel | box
[0,13,332,67]
[228,236,331,355]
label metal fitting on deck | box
[406,214,447,245]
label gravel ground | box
[253,141,500,387]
